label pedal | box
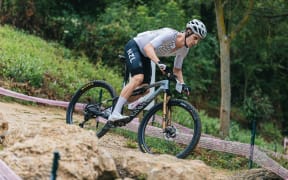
[106,120,117,128]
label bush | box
[200,111,220,136]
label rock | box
[0,121,119,179]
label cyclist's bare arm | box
[144,43,161,64]
[173,68,184,83]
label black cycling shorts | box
[124,39,151,84]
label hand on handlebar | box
[176,82,191,96]
[157,61,167,73]
[155,60,176,80]
[182,84,191,96]
[157,61,173,76]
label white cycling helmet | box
[186,19,207,39]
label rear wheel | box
[138,99,201,159]
[66,80,117,136]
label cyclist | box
[109,19,207,121]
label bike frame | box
[110,79,172,128]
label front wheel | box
[138,99,201,159]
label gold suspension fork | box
[162,92,171,131]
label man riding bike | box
[109,19,207,121]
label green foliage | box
[259,122,282,143]
[132,5,156,32]
[0,25,122,100]
[194,110,283,153]
[200,111,220,136]
[243,87,274,121]
[0,26,47,87]
[230,1,288,135]
[183,35,219,103]
[91,3,134,65]
[125,139,138,149]
[155,1,186,29]
[0,0,57,34]
[193,148,250,170]
[51,13,85,48]
[227,121,283,152]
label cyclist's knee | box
[131,74,144,85]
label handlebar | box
[163,67,177,82]
[163,67,190,96]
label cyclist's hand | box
[157,61,166,73]
[182,84,191,96]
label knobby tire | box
[138,99,201,159]
[66,80,117,137]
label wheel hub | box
[164,125,177,139]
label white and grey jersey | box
[133,28,189,69]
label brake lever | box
[163,67,176,80]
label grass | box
[0,25,123,101]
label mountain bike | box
[66,55,202,159]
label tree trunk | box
[219,40,231,138]
[214,0,231,138]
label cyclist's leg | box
[109,39,145,120]
[118,74,144,100]
[127,83,149,103]
[127,52,152,103]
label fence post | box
[249,119,257,169]
[50,151,60,180]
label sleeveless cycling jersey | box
[133,28,189,69]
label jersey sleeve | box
[174,48,189,69]
[150,29,175,48]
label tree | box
[214,0,254,138]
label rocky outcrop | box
[0,111,225,179]
[0,123,118,179]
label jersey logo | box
[127,48,136,64]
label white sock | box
[112,96,127,115]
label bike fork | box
[162,92,171,131]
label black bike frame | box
[114,79,171,125]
